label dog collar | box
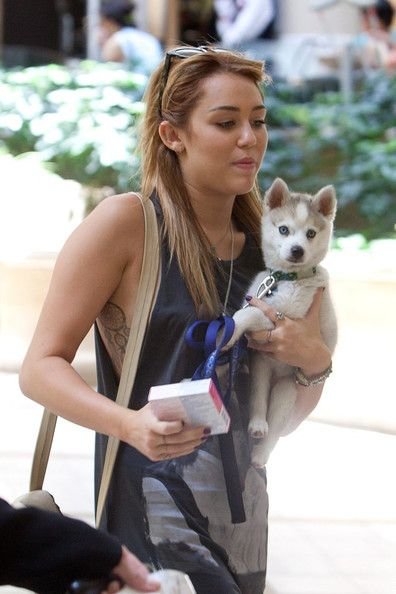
[255,267,317,299]
[269,267,317,282]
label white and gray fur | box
[229,177,338,467]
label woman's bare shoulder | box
[93,191,145,223]
[81,192,144,242]
[101,35,124,62]
[55,192,145,281]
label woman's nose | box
[237,124,257,147]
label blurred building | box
[0,0,363,85]
[0,0,87,66]
[0,0,180,66]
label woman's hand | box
[246,288,331,376]
[105,545,160,593]
[119,403,208,461]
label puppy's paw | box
[248,417,268,439]
[222,327,243,351]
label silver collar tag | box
[243,275,276,308]
[256,275,277,299]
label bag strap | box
[29,409,58,492]
[29,196,160,527]
[96,196,159,525]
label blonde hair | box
[139,47,270,317]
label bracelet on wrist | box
[294,361,333,386]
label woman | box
[98,0,162,73]
[359,0,396,72]
[20,46,332,594]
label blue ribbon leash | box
[185,315,247,523]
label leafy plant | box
[0,61,395,239]
[0,61,147,202]
[260,72,396,239]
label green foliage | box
[0,61,147,198]
[0,62,395,239]
[260,73,396,239]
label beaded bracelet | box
[294,362,333,386]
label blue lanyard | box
[185,315,248,523]
[185,315,246,408]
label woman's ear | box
[158,121,184,153]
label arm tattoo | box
[98,302,130,374]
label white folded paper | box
[148,378,230,435]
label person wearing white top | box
[214,0,277,48]
[98,0,163,73]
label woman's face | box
[176,72,268,202]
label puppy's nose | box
[290,245,304,261]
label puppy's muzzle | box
[288,245,304,262]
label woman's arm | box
[246,289,332,434]
[19,194,143,436]
[101,35,125,62]
[19,194,206,460]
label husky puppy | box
[229,177,338,467]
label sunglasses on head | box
[158,45,229,117]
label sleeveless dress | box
[94,200,268,594]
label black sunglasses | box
[158,45,229,117]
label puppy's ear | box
[265,177,289,210]
[313,185,337,221]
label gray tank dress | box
[94,199,268,594]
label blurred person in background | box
[0,496,159,594]
[213,0,277,45]
[355,0,396,71]
[213,0,278,68]
[98,0,163,73]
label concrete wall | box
[134,0,363,41]
[279,0,362,35]
[0,259,95,383]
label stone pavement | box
[1,371,395,594]
[1,247,396,594]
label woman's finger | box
[102,580,122,594]
[158,425,209,445]
[247,296,277,322]
[155,429,209,459]
[247,297,290,328]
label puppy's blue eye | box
[279,226,289,236]
[306,229,316,239]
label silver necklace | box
[210,224,231,258]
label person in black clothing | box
[19,46,332,594]
[0,497,159,594]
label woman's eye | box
[252,119,266,128]
[306,229,316,239]
[279,225,289,236]
[217,121,235,129]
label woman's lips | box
[233,158,256,169]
